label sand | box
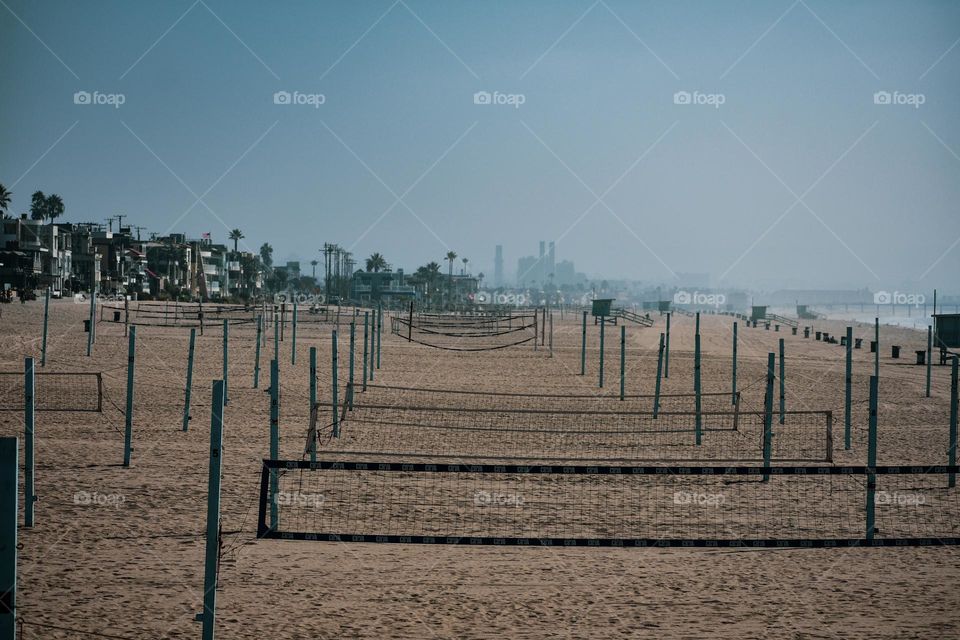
[1,300,958,639]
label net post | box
[408,301,413,342]
[376,304,382,370]
[122,326,136,468]
[598,319,605,388]
[41,289,50,367]
[200,380,225,640]
[291,297,298,365]
[926,325,933,398]
[731,321,737,405]
[124,296,129,337]
[580,311,587,375]
[694,330,702,446]
[281,302,286,342]
[24,358,35,528]
[269,358,279,530]
[866,375,878,540]
[332,330,340,437]
[222,319,229,405]
[273,307,280,362]
[309,347,317,463]
[348,322,356,410]
[368,316,375,382]
[619,325,626,401]
[549,310,554,358]
[534,310,538,352]
[825,411,834,463]
[542,307,546,346]
[0,437,17,638]
[950,356,958,488]
[253,316,262,389]
[183,328,196,431]
[762,352,775,482]
[362,312,369,392]
[664,312,671,379]
[845,326,853,450]
[654,332,664,418]
[778,338,785,425]
[874,317,879,379]
[86,290,95,357]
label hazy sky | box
[3,1,959,292]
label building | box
[493,245,503,287]
[351,269,416,304]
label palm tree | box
[0,184,11,217]
[445,250,457,306]
[46,194,64,225]
[259,243,273,268]
[228,228,244,253]
[461,257,468,275]
[30,191,46,221]
[365,252,387,273]
[310,259,319,279]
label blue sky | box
[2,0,959,291]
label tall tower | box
[548,241,556,281]
[494,245,504,287]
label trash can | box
[804,327,810,338]
[84,320,91,332]
[792,327,797,335]
[815,331,822,341]
[113,311,121,322]
[916,350,926,365]
[840,336,847,346]
[765,323,770,330]
[855,338,863,349]
[891,345,900,359]
[774,324,780,332]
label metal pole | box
[874,317,879,379]
[619,325,625,401]
[368,316,374,382]
[654,332,664,418]
[377,303,382,369]
[291,297,298,365]
[348,322,356,410]
[253,316,262,389]
[200,380,225,640]
[222,319,229,405]
[731,321,738,405]
[580,311,587,375]
[0,437,17,638]
[950,357,958,488]
[598,320,605,388]
[778,338,785,425]
[695,332,702,446]
[86,290,95,356]
[664,312,671,379]
[845,326,853,450]
[269,359,279,530]
[762,352,775,482]
[866,375,878,540]
[926,325,933,398]
[183,328,196,431]
[362,312,369,392]
[332,330,340,437]
[41,289,50,367]
[123,326,136,467]
[309,347,317,463]
[408,301,413,342]
[24,358,35,527]
[549,311,553,358]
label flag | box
[201,232,211,239]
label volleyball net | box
[0,371,103,412]
[258,460,960,547]
[390,312,537,351]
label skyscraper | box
[494,244,503,287]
